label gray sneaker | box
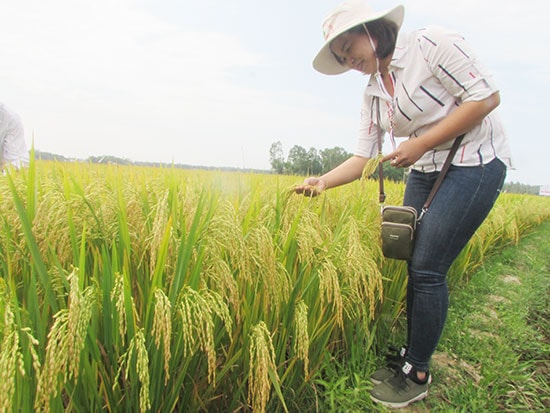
[370,361,430,409]
[370,346,407,384]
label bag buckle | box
[418,207,428,222]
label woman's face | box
[330,31,377,74]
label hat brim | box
[313,4,404,75]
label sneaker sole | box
[370,389,428,409]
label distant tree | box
[269,141,286,174]
[503,182,539,195]
[34,150,71,162]
[369,161,405,183]
[269,141,401,179]
[287,145,309,175]
[306,147,323,175]
[320,146,351,173]
[88,155,131,165]
[285,145,323,175]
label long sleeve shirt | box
[356,26,512,172]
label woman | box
[295,0,511,408]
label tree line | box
[269,142,547,194]
[502,182,541,195]
[269,141,405,182]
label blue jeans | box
[402,157,507,371]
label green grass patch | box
[429,221,550,412]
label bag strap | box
[377,118,386,204]
[418,134,464,220]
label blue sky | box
[1,0,547,185]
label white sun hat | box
[313,0,404,75]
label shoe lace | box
[385,369,410,392]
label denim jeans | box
[402,157,507,372]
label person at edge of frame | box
[0,103,29,172]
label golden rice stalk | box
[201,201,245,319]
[35,269,97,411]
[203,287,233,339]
[177,286,232,385]
[66,269,97,380]
[111,272,128,345]
[248,321,278,413]
[245,227,290,316]
[146,190,171,275]
[293,300,310,377]
[362,155,383,180]
[151,289,172,383]
[293,209,329,265]
[135,330,151,413]
[203,254,241,324]
[340,218,383,321]
[117,328,151,413]
[21,327,41,377]
[317,260,344,328]
[35,310,69,411]
[0,302,24,412]
[206,200,249,282]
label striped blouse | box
[356,25,513,172]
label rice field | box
[1,157,549,412]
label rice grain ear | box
[318,259,344,328]
[246,227,291,317]
[134,329,151,413]
[0,301,20,412]
[339,218,383,321]
[35,268,98,412]
[111,272,128,345]
[151,289,172,383]
[362,155,383,181]
[147,190,171,275]
[248,321,278,413]
[293,300,310,377]
[116,328,151,413]
[177,286,231,386]
[202,200,245,321]
[35,310,69,411]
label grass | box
[312,220,550,412]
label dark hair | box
[348,18,399,59]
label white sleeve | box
[418,26,499,103]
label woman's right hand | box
[294,177,327,197]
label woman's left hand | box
[381,139,428,168]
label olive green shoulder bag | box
[377,129,464,260]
